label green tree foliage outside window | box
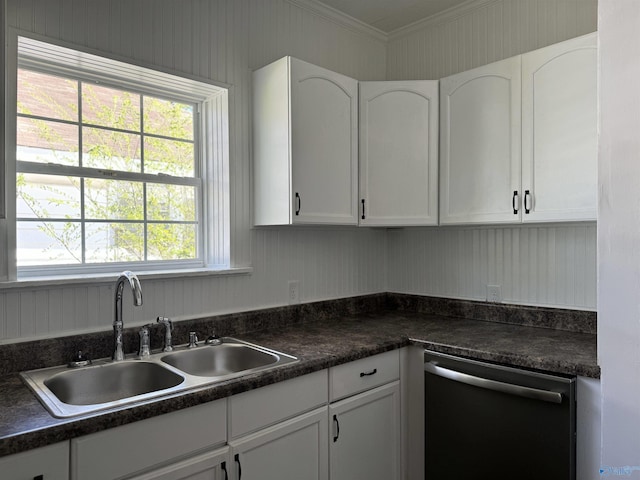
[16,68,199,267]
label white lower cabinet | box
[229,407,329,480]
[329,350,401,480]
[71,399,227,480]
[0,441,69,480]
[329,382,401,480]
[128,447,231,480]
[576,376,601,480]
[227,370,329,480]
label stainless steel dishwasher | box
[424,350,575,480]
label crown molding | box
[388,0,499,41]
[285,0,389,43]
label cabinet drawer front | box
[71,399,226,480]
[0,441,69,480]
[330,350,399,401]
[229,369,328,439]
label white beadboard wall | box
[387,225,597,310]
[387,0,598,80]
[0,0,388,342]
[0,0,600,341]
[0,227,387,340]
[385,0,598,310]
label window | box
[10,37,230,278]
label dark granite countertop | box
[0,295,598,458]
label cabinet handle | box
[524,190,532,214]
[512,190,519,214]
[360,368,377,377]
[221,461,229,480]
[361,199,366,220]
[295,192,301,216]
[235,453,242,479]
[333,414,340,442]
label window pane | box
[144,137,194,177]
[17,69,78,121]
[17,173,81,219]
[84,178,143,220]
[17,117,79,166]
[82,127,141,172]
[82,84,140,131]
[17,221,82,266]
[144,96,194,140]
[148,223,197,260]
[147,184,196,221]
[85,222,144,263]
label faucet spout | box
[113,271,143,361]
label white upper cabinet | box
[359,81,439,226]
[253,56,358,226]
[439,56,522,225]
[521,33,597,222]
[440,34,597,226]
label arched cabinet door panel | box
[521,33,597,223]
[439,56,522,225]
[253,56,358,226]
[359,81,439,227]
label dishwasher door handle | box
[424,362,563,404]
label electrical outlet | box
[487,285,502,303]
[288,280,300,304]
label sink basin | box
[22,360,186,418]
[161,343,280,377]
[21,337,297,418]
[44,362,184,405]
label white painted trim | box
[285,0,388,43]
[388,0,499,40]
[0,0,6,221]
[0,266,253,291]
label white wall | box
[0,0,603,342]
[387,0,598,80]
[0,0,388,342]
[598,0,640,472]
[388,225,597,309]
[385,0,598,310]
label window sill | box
[0,267,253,290]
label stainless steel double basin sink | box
[21,338,298,418]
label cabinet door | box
[127,447,230,480]
[522,33,597,222]
[229,407,328,480]
[290,58,358,225]
[330,382,400,480]
[0,441,69,480]
[359,81,439,226]
[440,56,522,224]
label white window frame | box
[1,33,231,282]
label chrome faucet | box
[113,271,143,361]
